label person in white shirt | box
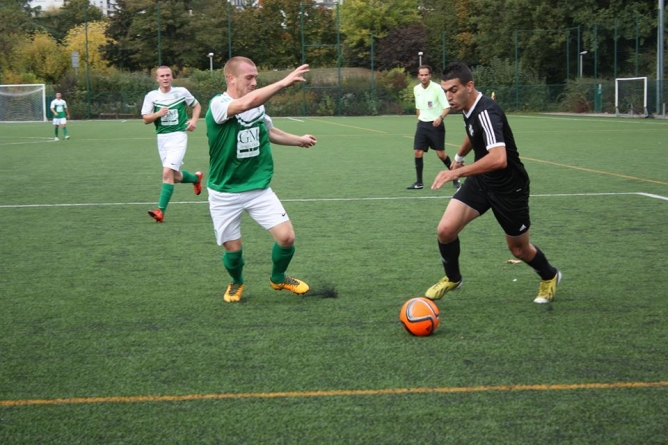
[141,66,203,223]
[50,92,70,141]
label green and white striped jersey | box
[141,87,198,134]
[205,92,275,193]
[50,99,67,118]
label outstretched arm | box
[269,127,316,147]
[227,65,310,118]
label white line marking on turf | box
[637,192,668,201]
[0,136,55,140]
[287,117,305,122]
[1,192,666,209]
[282,192,645,202]
[0,141,56,146]
[518,115,668,125]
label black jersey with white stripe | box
[462,93,529,191]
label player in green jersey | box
[50,92,70,141]
[141,66,203,223]
[206,57,317,303]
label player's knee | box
[272,224,295,247]
[162,168,176,183]
[436,225,457,243]
[508,244,529,260]
[276,233,295,247]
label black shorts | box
[413,120,445,152]
[453,175,531,237]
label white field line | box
[0,192,666,209]
[0,136,57,146]
[516,114,668,126]
[637,192,668,201]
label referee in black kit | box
[407,64,460,190]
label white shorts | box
[208,187,289,245]
[53,118,67,126]
[157,132,188,171]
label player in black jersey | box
[424,62,561,304]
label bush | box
[48,64,588,118]
[559,79,593,113]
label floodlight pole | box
[657,0,665,114]
[84,1,91,118]
[418,51,423,67]
[579,50,588,78]
[157,0,162,66]
[208,52,214,72]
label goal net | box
[615,77,649,117]
[0,84,47,122]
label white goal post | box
[615,77,649,117]
[0,84,47,122]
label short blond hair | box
[223,57,255,77]
[155,66,172,76]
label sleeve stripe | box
[479,110,497,148]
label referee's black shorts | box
[413,120,445,152]
[453,175,532,237]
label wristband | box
[454,154,466,163]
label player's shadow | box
[305,282,338,299]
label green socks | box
[156,171,198,213]
[223,250,244,284]
[222,244,294,285]
[158,183,174,211]
[63,127,68,137]
[54,127,58,137]
[180,170,197,184]
[271,243,295,284]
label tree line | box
[0,0,663,86]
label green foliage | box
[376,22,428,74]
[63,71,155,118]
[471,57,551,111]
[63,21,114,74]
[560,78,594,113]
[2,0,664,115]
[467,0,659,83]
[34,0,105,43]
[103,0,336,74]
[419,0,475,65]
[0,0,39,80]
[187,69,228,108]
[101,0,145,72]
[375,67,410,102]
[9,32,70,84]
[473,57,523,86]
[340,0,420,62]
[317,93,337,115]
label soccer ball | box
[399,297,440,336]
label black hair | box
[441,62,474,84]
[417,65,433,74]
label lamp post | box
[157,0,161,66]
[579,50,588,78]
[418,51,423,66]
[208,53,214,72]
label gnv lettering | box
[237,127,260,158]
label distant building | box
[30,0,117,16]
[29,0,339,16]
[229,0,342,6]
